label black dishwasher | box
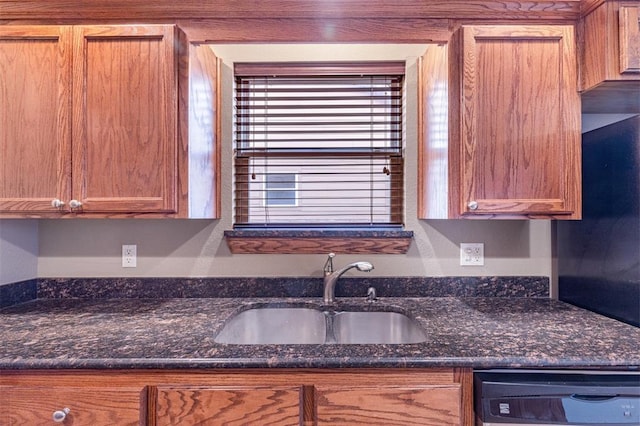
[475,370,640,425]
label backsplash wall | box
[35,219,552,280]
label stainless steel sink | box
[214,308,327,344]
[331,311,427,344]
[214,306,426,345]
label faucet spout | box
[323,256,374,304]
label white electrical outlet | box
[122,244,137,268]
[460,243,484,266]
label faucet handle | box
[367,286,377,302]
[323,252,335,275]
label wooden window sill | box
[224,229,413,254]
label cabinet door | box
[154,386,302,425]
[72,25,177,213]
[315,385,461,425]
[620,6,640,74]
[458,25,580,218]
[0,386,143,425]
[581,2,640,90]
[0,26,72,214]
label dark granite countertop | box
[2,295,639,370]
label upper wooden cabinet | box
[619,5,640,74]
[177,38,221,219]
[580,1,640,113]
[72,25,178,214]
[0,25,220,218]
[419,25,581,219]
[0,26,73,214]
[0,25,178,216]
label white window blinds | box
[234,61,404,227]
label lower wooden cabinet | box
[315,384,461,425]
[0,386,144,425]
[154,386,302,425]
[0,368,472,426]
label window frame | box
[233,61,405,228]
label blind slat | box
[234,61,406,76]
[235,104,400,110]
[236,113,402,118]
[235,151,402,158]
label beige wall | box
[37,218,551,278]
[0,220,38,285]
[37,218,551,279]
[35,44,553,283]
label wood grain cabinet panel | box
[0,386,143,425]
[0,25,188,217]
[177,38,221,219]
[420,25,581,219]
[580,1,640,89]
[0,26,72,214]
[459,25,580,218]
[72,25,177,214]
[315,385,461,425]
[579,2,640,113]
[0,368,473,426]
[154,386,302,425]
[619,6,640,74]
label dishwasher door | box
[474,370,640,425]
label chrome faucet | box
[323,253,374,304]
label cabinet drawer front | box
[155,386,302,426]
[316,385,461,425]
[0,386,143,425]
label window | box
[234,61,404,228]
[264,173,297,207]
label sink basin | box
[214,308,327,344]
[331,311,427,344]
[214,306,427,345]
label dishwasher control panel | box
[475,370,640,425]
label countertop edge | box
[2,357,639,371]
